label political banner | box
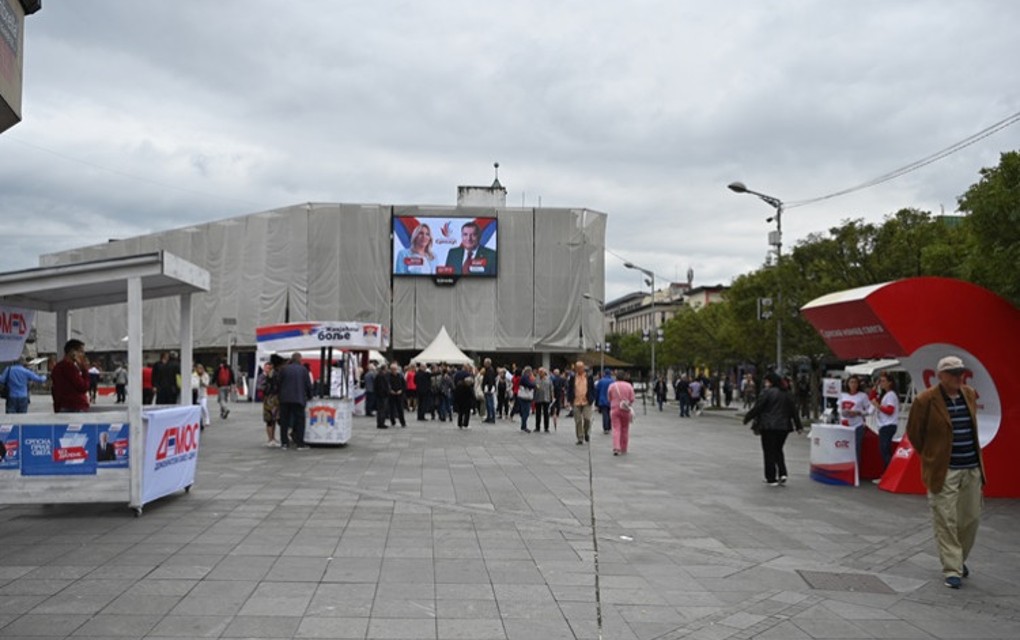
[0,305,35,362]
[96,423,129,469]
[809,423,858,486]
[306,399,352,445]
[256,322,389,353]
[142,406,202,505]
[20,423,98,476]
[0,424,19,470]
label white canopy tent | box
[410,326,473,365]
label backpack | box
[217,366,232,386]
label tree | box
[957,151,1020,306]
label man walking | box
[0,357,47,414]
[566,361,595,445]
[152,351,179,405]
[277,353,313,450]
[482,358,497,423]
[415,362,432,421]
[373,363,391,428]
[215,360,235,419]
[387,363,407,428]
[906,355,985,590]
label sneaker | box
[613,451,619,456]
[576,440,584,445]
[944,576,962,589]
[584,435,590,442]
[224,409,230,419]
[779,476,788,485]
[962,564,970,578]
[295,445,309,451]
[280,444,289,450]
[764,480,780,487]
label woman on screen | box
[395,223,437,274]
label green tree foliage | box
[957,151,1020,306]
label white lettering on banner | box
[142,406,203,506]
[820,325,886,339]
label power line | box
[785,108,1020,209]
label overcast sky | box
[2,1,1018,302]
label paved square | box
[1,398,1018,638]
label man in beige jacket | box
[905,355,985,590]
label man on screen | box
[444,221,496,275]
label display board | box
[393,216,497,277]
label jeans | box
[365,391,375,416]
[878,424,897,470]
[485,393,496,422]
[217,387,231,416]
[5,396,29,414]
[760,430,790,482]
[517,398,531,431]
[679,394,690,417]
[278,402,306,446]
[115,384,126,403]
[600,405,611,432]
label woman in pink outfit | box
[608,371,636,455]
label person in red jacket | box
[51,339,90,413]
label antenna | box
[494,162,499,181]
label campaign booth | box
[801,277,1020,497]
[0,252,210,515]
[255,321,389,445]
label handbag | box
[518,386,534,401]
[750,419,761,436]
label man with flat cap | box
[905,355,985,590]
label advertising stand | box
[255,321,389,446]
[801,277,1020,496]
[0,252,210,515]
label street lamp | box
[583,293,607,374]
[623,262,656,383]
[727,181,784,374]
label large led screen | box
[392,216,498,277]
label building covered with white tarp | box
[36,191,607,364]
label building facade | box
[37,184,607,367]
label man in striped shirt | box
[905,355,985,590]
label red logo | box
[0,312,29,335]
[835,440,851,449]
[440,222,453,238]
[155,423,201,461]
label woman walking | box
[534,368,553,433]
[608,371,636,455]
[453,375,475,429]
[743,372,803,486]
[516,366,536,433]
[193,364,211,430]
[260,355,284,446]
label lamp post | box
[623,262,656,383]
[583,294,606,374]
[727,181,784,374]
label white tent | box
[410,326,473,365]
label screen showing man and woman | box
[393,216,498,277]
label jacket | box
[743,387,801,433]
[565,372,596,406]
[277,363,312,405]
[905,384,984,493]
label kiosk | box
[801,277,1020,496]
[255,321,389,445]
[0,252,210,515]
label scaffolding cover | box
[36,204,606,354]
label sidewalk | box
[1,397,1018,639]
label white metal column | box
[127,276,143,509]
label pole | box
[775,203,783,375]
[650,272,656,383]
